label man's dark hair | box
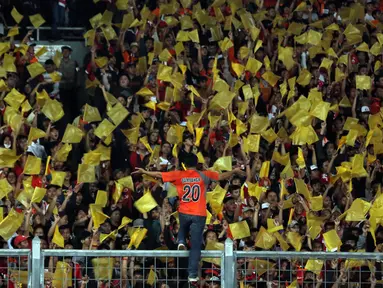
[179,151,198,168]
[45,59,55,66]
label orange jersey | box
[162,170,219,217]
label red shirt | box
[162,169,219,216]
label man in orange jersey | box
[133,150,241,283]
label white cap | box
[361,106,370,113]
[310,165,318,171]
[261,203,270,210]
[180,121,187,126]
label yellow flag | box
[11,7,23,23]
[0,178,13,199]
[262,71,280,86]
[246,57,263,74]
[147,269,156,286]
[94,119,116,139]
[323,229,342,251]
[92,258,114,281]
[255,226,276,249]
[250,114,269,133]
[307,30,322,46]
[229,221,250,240]
[30,187,46,204]
[4,88,26,109]
[54,143,72,162]
[0,208,24,240]
[27,62,46,79]
[83,151,101,166]
[23,155,41,175]
[296,69,312,86]
[107,102,129,126]
[113,182,123,204]
[128,227,148,248]
[51,171,66,187]
[90,204,110,229]
[261,128,277,143]
[188,29,199,43]
[355,75,371,90]
[7,26,19,37]
[29,14,46,28]
[344,198,370,221]
[159,48,173,62]
[62,124,84,143]
[121,127,139,144]
[287,231,303,251]
[95,190,108,207]
[356,42,370,53]
[310,195,323,212]
[52,225,65,248]
[272,151,290,166]
[231,62,245,77]
[251,259,275,276]
[42,99,64,122]
[294,178,311,200]
[213,156,232,171]
[83,104,101,122]
[134,192,158,213]
[259,161,270,178]
[78,164,96,183]
[305,259,324,275]
[52,261,72,288]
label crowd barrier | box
[3,237,383,287]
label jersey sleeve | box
[202,171,219,181]
[161,171,180,183]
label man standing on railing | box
[133,134,241,285]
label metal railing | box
[6,26,86,41]
[3,237,383,287]
[0,249,31,287]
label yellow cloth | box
[94,119,116,139]
[29,14,45,28]
[50,171,66,187]
[0,208,24,240]
[213,156,232,171]
[323,229,342,251]
[229,221,250,240]
[4,88,26,109]
[0,178,13,199]
[42,99,64,122]
[255,226,276,249]
[90,204,110,229]
[134,192,158,213]
[52,225,65,248]
[77,164,96,183]
[95,190,108,207]
[92,258,114,280]
[23,155,41,175]
[305,259,324,275]
[62,124,84,143]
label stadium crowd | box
[1,0,383,287]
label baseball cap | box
[243,206,254,212]
[13,235,29,247]
[130,42,139,47]
[310,165,319,171]
[361,106,370,113]
[223,193,234,203]
[133,219,144,228]
[261,203,270,210]
[61,45,72,52]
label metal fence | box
[4,237,383,287]
[0,249,31,287]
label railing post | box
[223,238,235,288]
[31,236,41,288]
